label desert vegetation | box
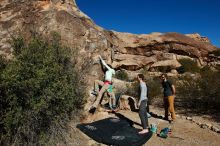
[176,66,220,112]
[0,33,85,145]
[121,59,220,114]
[115,70,129,81]
[178,58,200,73]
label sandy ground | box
[119,108,220,146]
[74,106,220,146]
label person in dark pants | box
[137,74,149,134]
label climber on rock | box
[89,55,116,113]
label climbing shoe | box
[91,90,98,96]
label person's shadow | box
[126,97,167,121]
[128,97,138,112]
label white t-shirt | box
[100,58,115,82]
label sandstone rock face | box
[0,0,111,88]
[186,33,210,43]
[0,0,219,89]
[110,31,218,69]
[112,54,156,70]
[151,60,181,68]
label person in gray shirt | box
[137,74,149,134]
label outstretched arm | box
[99,55,111,70]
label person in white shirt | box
[89,55,116,113]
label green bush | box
[124,81,139,100]
[0,56,7,72]
[0,34,84,145]
[176,68,220,111]
[146,77,162,100]
[178,58,200,73]
[115,70,129,81]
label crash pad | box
[77,117,153,146]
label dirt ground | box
[74,106,220,146]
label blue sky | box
[76,0,220,47]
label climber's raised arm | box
[99,55,111,71]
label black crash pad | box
[77,117,153,146]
